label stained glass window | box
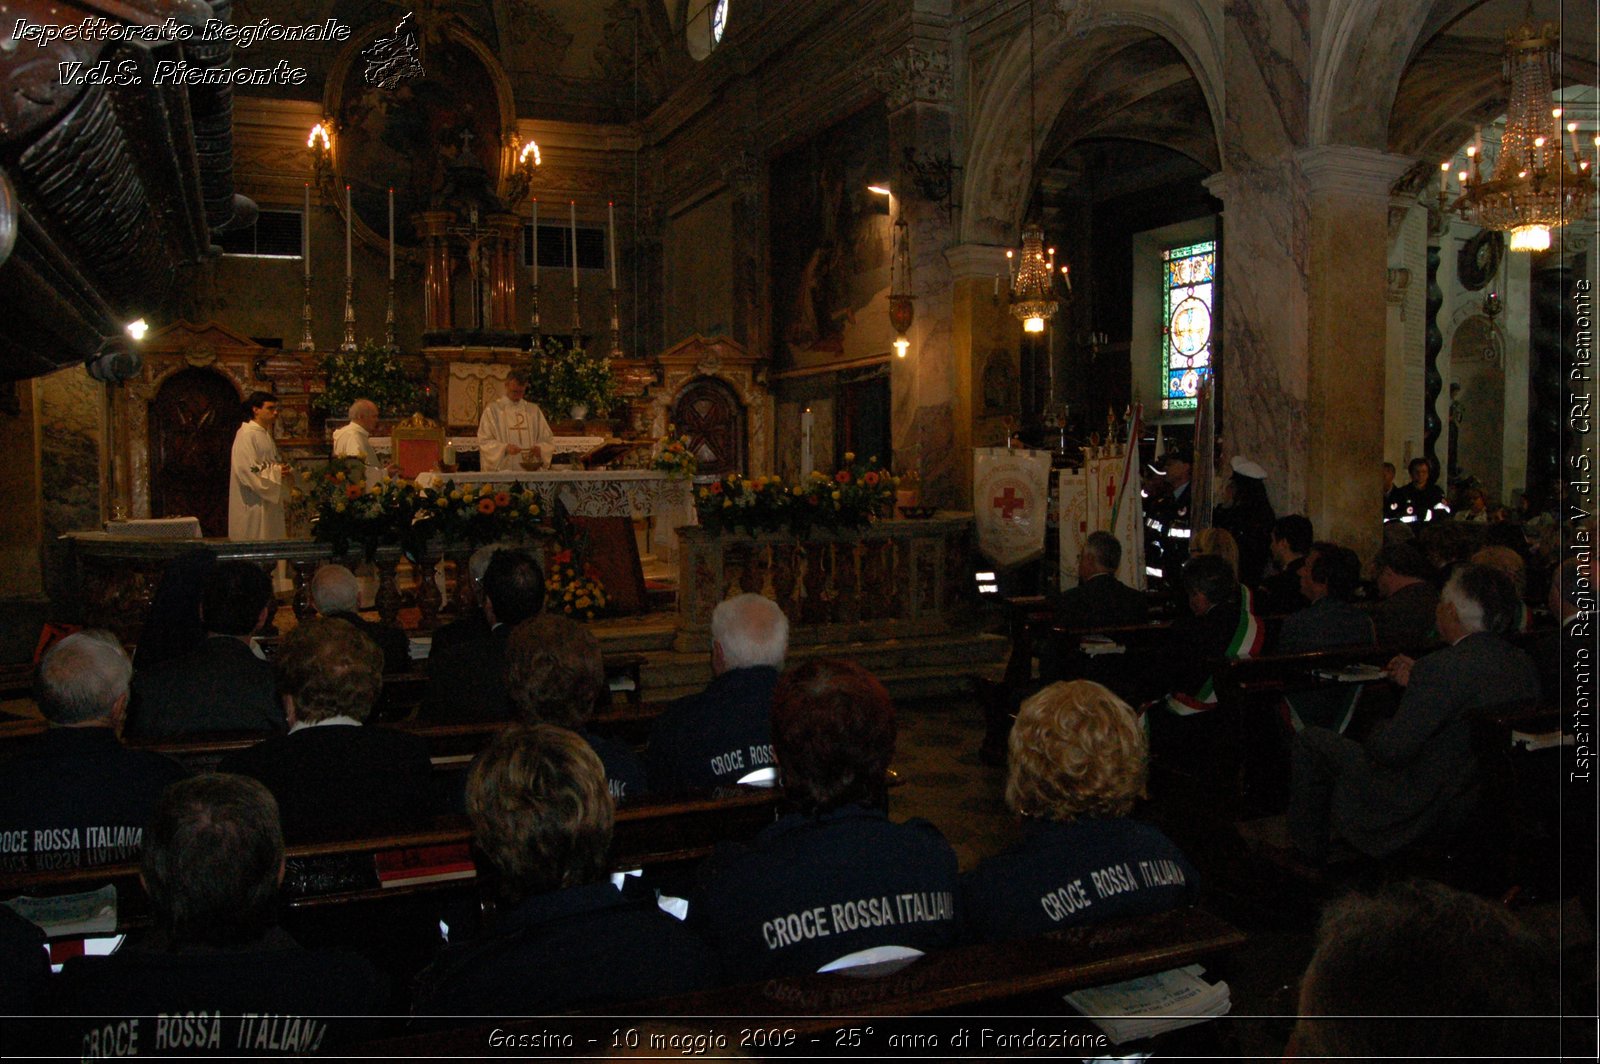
[711,0,728,43]
[1161,240,1215,411]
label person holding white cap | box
[1213,455,1276,588]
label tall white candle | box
[344,185,352,279]
[608,201,618,289]
[387,188,394,280]
[303,183,310,280]
[531,198,538,286]
[570,201,578,290]
[801,408,814,478]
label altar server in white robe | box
[477,369,554,472]
[229,391,289,540]
[332,398,400,481]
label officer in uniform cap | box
[1144,444,1194,589]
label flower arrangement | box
[653,426,699,479]
[524,337,615,417]
[545,549,608,621]
[292,457,418,558]
[314,341,423,418]
[694,454,899,536]
[413,479,546,548]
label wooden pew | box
[356,906,1246,1052]
[0,786,784,932]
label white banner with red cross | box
[973,447,1053,568]
[1058,442,1147,592]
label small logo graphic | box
[362,12,423,89]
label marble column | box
[945,244,1013,508]
[882,34,958,505]
[1299,146,1415,559]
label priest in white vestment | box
[477,370,554,472]
[229,391,289,540]
[332,398,400,480]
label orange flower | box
[835,470,851,484]
[710,481,723,494]
[863,471,880,486]
[345,485,362,499]
[476,498,496,514]
[494,492,512,508]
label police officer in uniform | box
[688,661,960,979]
[1143,444,1194,590]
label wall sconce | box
[889,214,913,357]
[506,137,543,207]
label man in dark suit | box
[309,563,412,674]
[1277,543,1376,732]
[1162,553,1261,715]
[428,543,500,661]
[1259,514,1313,616]
[646,593,788,793]
[421,548,544,720]
[1037,531,1149,684]
[0,631,190,871]
[1288,564,1539,862]
[126,560,282,738]
[220,618,434,841]
[1368,542,1440,648]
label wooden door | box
[149,368,239,537]
[671,377,745,477]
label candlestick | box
[303,183,310,280]
[531,198,539,287]
[801,408,814,479]
[344,185,352,279]
[607,201,618,289]
[570,201,578,290]
[387,188,394,281]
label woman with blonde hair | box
[960,680,1197,942]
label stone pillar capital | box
[1295,146,1415,201]
[943,243,1010,281]
[875,43,953,113]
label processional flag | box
[973,446,1053,568]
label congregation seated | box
[126,560,282,739]
[1291,880,1558,1059]
[960,681,1196,943]
[308,564,411,674]
[427,543,499,662]
[687,660,960,979]
[48,774,384,1055]
[1367,541,1439,648]
[0,631,189,871]
[1037,532,1148,686]
[505,614,647,800]
[1471,545,1534,632]
[129,547,215,672]
[1258,514,1313,616]
[1160,553,1262,717]
[411,725,717,1021]
[219,618,435,841]
[1288,564,1539,863]
[1277,543,1376,732]
[645,593,786,794]
[421,548,543,720]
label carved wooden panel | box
[671,376,746,476]
[148,368,239,537]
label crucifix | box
[444,205,491,331]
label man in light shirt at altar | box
[477,369,554,473]
[228,391,290,540]
[332,398,400,481]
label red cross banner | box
[973,446,1053,568]
[1058,441,1147,592]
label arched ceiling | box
[1389,0,1598,162]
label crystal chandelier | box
[1449,18,1595,252]
[1006,0,1070,332]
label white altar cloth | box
[411,470,695,558]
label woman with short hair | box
[961,680,1197,942]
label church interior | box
[0,0,1595,1053]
